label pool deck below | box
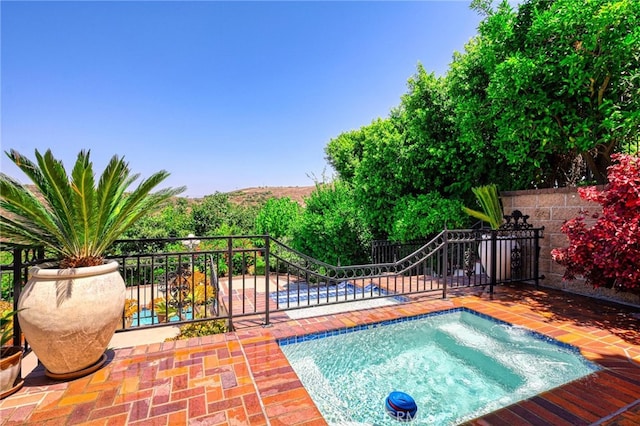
[1,284,639,425]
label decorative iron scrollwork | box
[464,248,476,277]
[511,245,522,276]
[500,210,533,230]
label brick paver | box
[1,284,639,425]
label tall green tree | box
[191,193,231,236]
[121,201,191,239]
[389,193,467,243]
[190,192,258,236]
[322,0,640,244]
[255,197,301,240]
[160,198,194,237]
[472,0,640,184]
[291,182,371,265]
[326,65,470,238]
[446,2,540,191]
[391,64,459,195]
[325,129,366,184]
[350,118,406,238]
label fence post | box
[490,230,497,296]
[264,235,270,326]
[11,247,23,347]
[534,228,543,288]
[442,230,448,299]
[227,237,234,331]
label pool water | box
[279,309,599,425]
[132,307,193,326]
[271,281,409,306]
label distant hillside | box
[18,184,316,208]
[226,186,316,206]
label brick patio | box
[1,284,639,425]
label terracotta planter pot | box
[1,346,23,399]
[17,260,125,378]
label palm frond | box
[95,155,130,237]
[109,172,171,223]
[36,150,79,252]
[2,149,185,266]
[94,172,185,254]
[70,150,96,258]
[5,150,47,194]
[0,173,65,251]
[0,216,59,251]
[463,184,504,230]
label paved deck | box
[1,284,639,425]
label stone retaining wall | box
[501,187,639,306]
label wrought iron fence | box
[1,226,543,342]
[620,138,639,156]
[371,238,432,264]
[0,245,45,351]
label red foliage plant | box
[551,154,640,292]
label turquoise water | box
[270,281,410,305]
[279,309,598,425]
[132,307,192,326]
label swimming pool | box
[279,308,599,425]
[270,281,409,306]
[132,307,191,326]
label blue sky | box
[1,1,483,198]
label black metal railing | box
[1,227,543,340]
[371,238,433,264]
[0,245,45,350]
[106,235,269,332]
[620,138,639,156]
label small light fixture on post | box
[182,233,200,252]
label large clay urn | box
[17,260,125,378]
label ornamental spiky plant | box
[0,149,185,268]
[463,184,504,230]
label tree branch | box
[597,74,611,106]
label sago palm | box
[0,149,185,268]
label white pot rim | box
[480,233,516,240]
[28,259,120,278]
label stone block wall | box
[501,187,639,306]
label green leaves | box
[0,306,22,347]
[321,0,638,246]
[389,193,467,243]
[71,150,96,257]
[0,149,185,267]
[463,184,504,230]
[480,0,640,185]
[255,197,301,240]
[291,181,371,266]
[191,193,231,236]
